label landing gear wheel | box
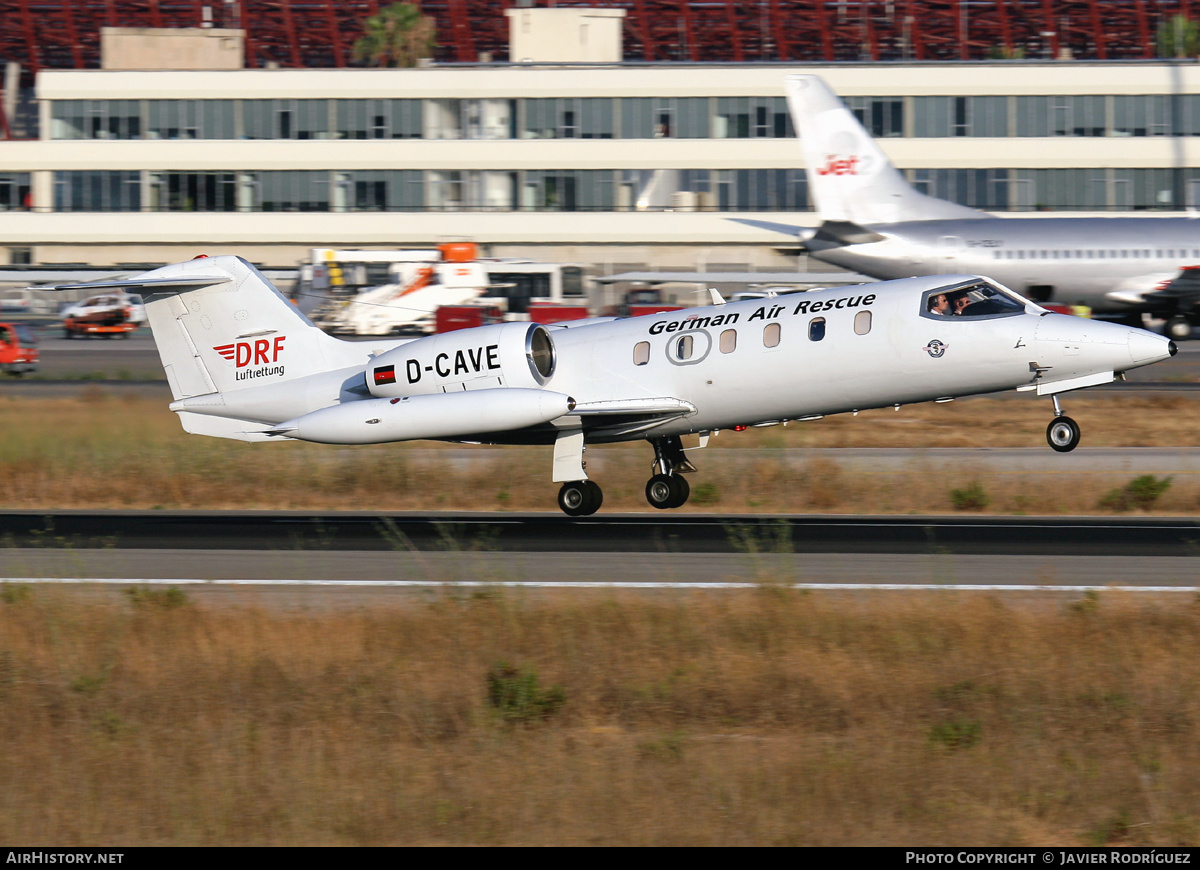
[1165,315,1193,342]
[646,474,689,509]
[671,475,690,508]
[1046,416,1081,453]
[558,480,602,517]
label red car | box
[0,322,37,375]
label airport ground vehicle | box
[602,287,685,318]
[0,289,52,315]
[1130,266,1200,340]
[435,304,505,333]
[0,322,37,374]
[305,245,589,334]
[61,292,145,338]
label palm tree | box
[1157,15,1200,59]
[353,3,437,68]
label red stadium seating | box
[0,1,1189,75]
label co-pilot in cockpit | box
[923,281,1026,319]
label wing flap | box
[569,397,696,438]
[572,397,696,416]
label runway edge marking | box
[5,578,1200,592]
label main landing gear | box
[644,435,694,510]
[1045,394,1081,453]
[555,435,698,516]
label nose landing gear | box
[645,436,694,509]
[1046,395,1081,453]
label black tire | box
[1165,315,1192,342]
[558,480,602,517]
[670,475,691,508]
[1046,416,1081,453]
[582,480,603,514]
[646,473,685,510]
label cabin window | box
[854,310,872,335]
[633,341,650,366]
[808,318,826,341]
[763,322,781,348]
[676,335,693,360]
[720,328,737,353]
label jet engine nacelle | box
[366,322,556,397]
[271,388,574,444]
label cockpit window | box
[922,282,1025,320]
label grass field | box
[0,390,1196,514]
[1,584,1198,846]
[3,392,1199,845]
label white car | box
[60,291,147,337]
[0,289,54,314]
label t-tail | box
[50,255,377,441]
[785,74,986,226]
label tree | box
[353,3,437,68]
[1157,15,1200,59]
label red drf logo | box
[214,336,286,368]
[817,154,859,176]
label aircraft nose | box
[1128,329,1175,367]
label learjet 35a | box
[52,256,1174,515]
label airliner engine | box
[268,387,574,444]
[365,322,556,398]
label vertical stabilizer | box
[54,256,370,401]
[785,74,986,225]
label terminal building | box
[4,4,1200,277]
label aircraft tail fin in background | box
[785,74,987,225]
[55,256,366,402]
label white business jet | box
[51,255,1174,515]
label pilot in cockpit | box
[927,292,951,316]
[949,290,971,315]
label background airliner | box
[740,74,1200,340]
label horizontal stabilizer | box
[809,220,888,247]
[728,218,808,237]
[42,275,230,294]
[177,411,291,443]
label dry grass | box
[1,585,1199,845]
[0,390,1198,513]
